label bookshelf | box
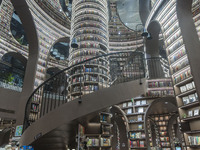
[69,0,109,100]
[146,78,174,97]
[119,97,158,149]
[148,114,182,150]
[192,0,200,41]
[83,111,113,150]
[153,0,200,149]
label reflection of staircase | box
[20,79,146,149]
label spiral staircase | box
[20,52,147,149]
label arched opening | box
[50,41,70,61]
[0,52,27,92]
[144,97,183,149]
[110,105,129,150]
[10,10,28,46]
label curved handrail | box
[23,51,145,131]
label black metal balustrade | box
[23,51,147,131]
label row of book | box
[87,138,99,146]
[129,140,145,148]
[71,50,100,59]
[163,15,177,31]
[32,9,61,38]
[28,113,38,121]
[76,0,105,9]
[169,48,186,64]
[86,138,111,147]
[37,67,46,73]
[75,4,105,14]
[123,100,147,108]
[72,85,99,92]
[100,138,111,146]
[182,93,198,105]
[188,136,200,145]
[75,30,106,39]
[157,121,168,126]
[173,69,191,84]
[78,43,102,49]
[160,142,170,147]
[160,5,176,25]
[172,59,189,73]
[192,7,200,17]
[165,30,181,47]
[148,81,172,88]
[130,132,145,139]
[70,57,108,66]
[72,75,108,83]
[168,39,183,55]
[160,137,170,142]
[0,39,28,57]
[147,89,174,97]
[154,116,169,121]
[75,16,106,26]
[126,107,145,114]
[180,81,195,93]
[160,131,167,136]
[74,21,106,31]
[164,24,179,39]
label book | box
[122,103,127,107]
[127,108,132,114]
[189,94,196,103]
[141,100,147,105]
[186,83,193,90]
[140,141,145,147]
[180,85,187,93]
[138,107,144,113]
[138,115,143,121]
[135,101,141,105]
[128,102,133,107]
[182,96,189,105]
[138,124,143,130]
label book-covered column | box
[69,0,110,100]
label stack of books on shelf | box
[188,136,200,146]
[130,132,145,139]
[100,138,111,146]
[87,138,99,147]
[129,140,145,148]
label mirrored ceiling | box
[117,0,143,31]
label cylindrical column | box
[69,0,110,100]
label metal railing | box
[23,51,146,131]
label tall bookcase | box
[148,114,172,150]
[80,111,113,150]
[153,0,200,149]
[119,97,156,149]
[69,0,109,101]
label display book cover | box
[129,140,145,147]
